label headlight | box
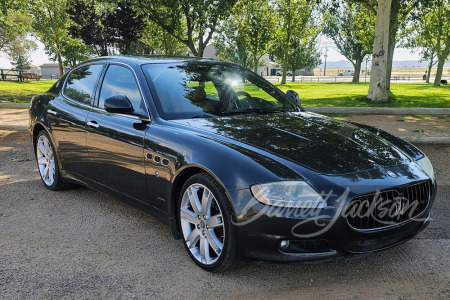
[416,156,435,182]
[250,181,327,208]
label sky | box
[318,36,422,63]
[0,37,423,69]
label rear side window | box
[64,64,103,104]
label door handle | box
[87,120,99,129]
[47,109,57,116]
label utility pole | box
[323,46,328,76]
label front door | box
[85,64,150,201]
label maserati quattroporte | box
[29,56,436,272]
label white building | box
[25,64,40,75]
[39,63,70,79]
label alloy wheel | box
[180,183,225,265]
[36,134,55,186]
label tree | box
[213,16,251,68]
[0,11,32,54]
[67,0,144,56]
[350,0,429,89]
[9,52,32,72]
[367,0,392,102]
[404,13,437,83]
[429,0,450,86]
[139,20,188,55]
[45,38,92,67]
[105,0,145,55]
[403,1,449,86]
[235,0,276,72]
[29,0,71,76]
[323,2,375,82]
[66,0,112,56]
[287,38,321,82]
[7,31,37,71]
[272,0,317,84]
[136,0,238,57]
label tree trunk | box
[433,58,445,86]
[56,51,64,78]
[353,56,362,83]
[368,0,392,102]
[426,59,434,84]
[386,0,399,90]
[253,55,258,74]
[197,38,204,57]
[281,53,288,84]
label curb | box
[0,103,29,109]
[1,125,449,145]
[0,125,28,131]
[402,136,450,144]
[306,107,450,115]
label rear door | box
[85,64,150,201]
[48,63,104,177]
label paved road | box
[0,131,449,299]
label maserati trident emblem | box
[386,171,398,178]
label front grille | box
[345,181,432,230]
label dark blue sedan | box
[29,56,436,272]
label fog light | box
[279,240,290,250]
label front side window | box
[99,65,145,115]
[64,64,103,104]
[142,62,297,120]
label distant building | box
[202,46,313,76]
[39,63,70,79]
[25,64,40,75]
[203,45,219,60]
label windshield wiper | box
[219,108,291,115]
[191,114,214,119]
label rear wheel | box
[179,173,239,272]
[35,130,67,191]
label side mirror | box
[286,90,301,107]
[104,95,134,114]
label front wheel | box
[179,173,239,272]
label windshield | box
[142,62,298,120]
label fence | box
[265,75,425,83]
[0,69,24,82]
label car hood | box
[170,112,411,175]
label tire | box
[178,172,239,272]
[35,130,68,191]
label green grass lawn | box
[274,82,450,108]
[0,80,449,108]
[0,80,56,102]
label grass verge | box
[0,80,449,108]
[0,80,56,102]
[274,82,450,108]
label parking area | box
[0,130,449,299]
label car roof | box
[81,55,222,68]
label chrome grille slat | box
[346,181,432,230]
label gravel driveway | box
[0,130,449,299]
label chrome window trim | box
[96,61,151,121]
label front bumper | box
[228,164,436,264]
[236,212,431,263]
